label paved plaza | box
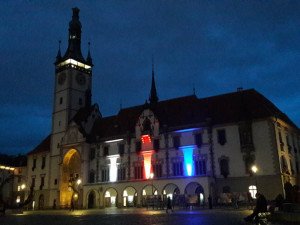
[0,208,297,225]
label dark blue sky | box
[1,0,300,155]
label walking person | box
[208,195,213,209]
[166,196,173,213]
[70,199,75,211]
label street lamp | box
[150,173,154,195]
[251,165,258,196]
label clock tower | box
[52,7,93,143]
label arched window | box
[248,185,257,199]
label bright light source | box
[142,150,154,179]
[16,196,20,203]
[73,193,78,200]
[142,189,146,196]
[21,184,26,190]
[108,155,120,182]
[251,165,258,173]
[141,135,151,143]
[150,173,154,179]
[104,139,124,143]
[180,145,196,176]
[174,128,200,133]
[58,58,91,69]
[77,179,81,185]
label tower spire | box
[149,57,159,104]
[86,41,93,65]
[60,7,86,64]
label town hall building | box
[4,8,300,209]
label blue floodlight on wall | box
[174,128,200,133]
[180,145,196,176]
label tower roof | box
[55,7,90,66]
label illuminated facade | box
[8,8,300,209]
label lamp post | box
[251,165,258,195]
[150,173,154,195]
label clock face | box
[76,73,86,85]
[58,73,66,85]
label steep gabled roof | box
[27,135,51,155]
[89,89,299,140]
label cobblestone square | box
[0,208,295,225]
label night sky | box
[1,1,300,155]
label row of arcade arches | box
[86,182,205,208]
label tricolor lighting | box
[142,150,154,179]
[141,135,151,143]
[107,155,120,182]
[180,145,196,176]
[174,128,200,133]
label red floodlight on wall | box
[141,135,151,144]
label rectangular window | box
[136,141,141,153]
[194,133,202,148]
[194,157,206,175]
[118,144,125,156]
[152,160,162,177]
[40,177,44,190]
[41,157,46,169]
[172,158,183,176]
[154,139,160,151]
[89,148,96,160]
[134,162,144,179]
[32,177,35,187]
[118,166,126,181]
[59,97,63,105]
[101,168,109,182]
[17,185,21,191]
[103,146,109,157]
[54,179,58,185]
[32,159,36,171]
[173,136,180,150]
[217,129,226,145]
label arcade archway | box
[60,149,81,208]
[122,186,137,207]
[185,182,205,206]
[104,188,118,207]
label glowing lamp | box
[73,193,78,200]
[21,184,26,190]
[141,135,151,143]
[77,179,81,185]
[251,165,258,174]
